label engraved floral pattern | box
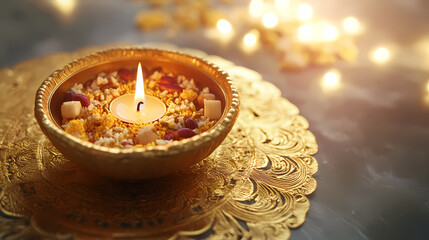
[0,45,318,239]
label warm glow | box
[424,80,429,106]
[322,69,341,90]
[110,63,166,123]
[275,0,290,11]
[297,24,314,42]
[322,24,339,42]
[371,47,391,64]
[426,80,429,93]
[243,31,259,47]
[135,63,145,111]
[52,0,76,16]
[241,29,260,53]
[249,0,264,19]
[262,12,278,28]
[217,19,232,34]
[297,3,313,21]
[343,17,360,34]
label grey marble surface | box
[1,0,428,239]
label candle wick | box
[137,101,145,112]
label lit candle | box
[110,63,166,123]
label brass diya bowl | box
[35,47,239,180]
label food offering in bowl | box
[60,64,222,148]
[35,48,239,180]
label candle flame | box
[135,63,145,112]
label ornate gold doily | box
[0,44,318,239]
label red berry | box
[176,128,196,139]
[185,118,198,129]
[164,133,174,140]
[64,91,76,102]
[164,131,180,140]
[72,94,90,107]
[121,141,132,146]
[158,83,183,93]
[159,76,177,84]
[118,68,134,81]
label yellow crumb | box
[65,119,87,140]
[180,89,198,101]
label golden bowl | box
[35,47,239,180]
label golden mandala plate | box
[0,44,318,239]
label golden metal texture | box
[0,44,318,239]
[34,47,240,180]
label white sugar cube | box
[204,99,222,120]
[197,93,216,106]
[61,101,82,119]
[136,126,158,145]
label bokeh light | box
[371,47,391,64]
[322,69,341,90]
[243,31,259,47]
[322,24,339,42]
[262,12,279,28]
[217,19,232,34]
[249,0,264,19]
[297,24,315,42]
[52,0,76,16]
[297,3,313,21]
[343,17,360,34]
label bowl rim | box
[34,47,240,157]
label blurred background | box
[1,0,428,239]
